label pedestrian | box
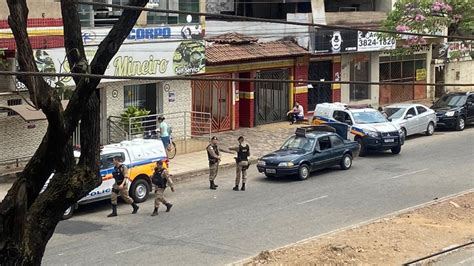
[107,156,139,217]
[207,136,221,190]
[287,101,304,124]
[229,136,250,191]
[150,160,175,217]
[156,116,171,150]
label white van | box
[43,139,168,219]
[312,103,404,156]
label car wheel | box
[391,145,402,155]
[297,164,310,181]
[426,122,435,136]
[455,116,465,131]
[130,179,150,203]
[401,127,407,138]
[340,154,352,170]
[62,205,75,220]
[357,138,367,157]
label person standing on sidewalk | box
[107,156,139,217]
[207,136,221,190]
[150,160,175,217]
[156,116,171,150]
[229,136,250,191]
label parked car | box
[42,139,169,219]
[431,91,474,131]
[256,126,360,180]
[384,103,436,137]
[312,102,404,156]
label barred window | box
[350,55,370,101]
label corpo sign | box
[127,27,172,40]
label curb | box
[171,158,258,183]
[0,172,17,184]
[229,188,474,266]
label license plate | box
[266,169,276,174]
[384,138,395,143]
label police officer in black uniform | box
[229,136,250,191]
[207,136,221,190]
[107,156,139,217]
[151,160,175,216]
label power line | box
[1,71,472,87]
[75,1,474,41]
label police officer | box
[207,136,221,190]
[107,156,139,217]
[229,136,250,191]
[151,160,175,217]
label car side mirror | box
[405,114,414,119]
[388,118,392,122]
[314,148,321,154]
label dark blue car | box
[256,126,360,180]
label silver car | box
[384,103,437,137]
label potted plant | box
[120,106,151,138]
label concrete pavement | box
[40,126,474,265]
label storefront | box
[196,33,309,131]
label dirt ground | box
[246,192,474,265]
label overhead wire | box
[75,1,474,41]
[0,71,472,87]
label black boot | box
[241,183,246,191]
[107,204,117,217]
[151,207,158,216]
[233,185,239,191]
[165,203,173,212]
[210,181,217,190]
[132,203,139,214]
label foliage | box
[383,0,474,56]
[120,106,151,135]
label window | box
[318,136,332,151]
[123,83,159,114]
[281,136,316,152]
[467,95,474,103]
[329,135,344,147]
[407,107,417,117]
[350,56,370,101]
[333,111,352,124]
[100,152,125,170]
[416,106,427,114]
[147,0,199,25]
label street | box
[42,128,474,265]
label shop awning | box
[0,100,69,122]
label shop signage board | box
[81,24,203,45]
[17,40,205,88]
[357,31,396,52]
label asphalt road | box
[42,127,474,265]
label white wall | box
[445,60,474,92]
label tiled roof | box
[206,41,308,65]
[205,32,258,44]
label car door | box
[311,136,333,170]
[329,135,345,165]
[404,107,418,135]
[415,105,430,133]
[467,95,474,122]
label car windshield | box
[280,136,315,152]
[385,107,406,119]
[433,95,467,108]
[352,111,388,124]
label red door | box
[192,75,232,132]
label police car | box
[42,139,168,219]
[257,126,360,180]
[312,103,404,156]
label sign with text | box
[357,31,396,52]
[81,24,203,45]
[312,29,358,54]
[22,41,205,87]
[447,41,473,60]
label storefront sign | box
[81,24,203,45]
[416,69,427,81]
[312,29,358,54]
[20,41,205,87]
[168,91,176,102]
[447,41,473,60]
[357,31,396,52]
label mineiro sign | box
[23,41,205,88]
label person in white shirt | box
[287,101,304,124]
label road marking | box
[115,245,144,254]
[388,168,429,179]
[296,195,328,205]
